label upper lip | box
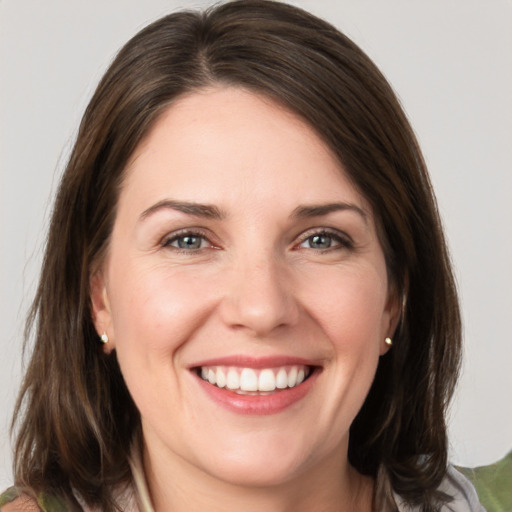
[189,355,322,370]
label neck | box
[140,440,374,512]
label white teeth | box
[216,367,226,388]
[276,368,288,389]
[288,366,298,387]
[226,369,240,390]
[240,368,258,391]
[258,369,276,391]
[199,365,312,392]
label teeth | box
[288,366,298,387]
[240,368,258,391]
[226,369,240,390]
[258,369,276,392]
[276,368,288,389]
[199,365,311,392]
[216,367,226,388]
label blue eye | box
[298,230,351,251]
[165,233,207,250]
[305,234,335,249]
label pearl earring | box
[100,332,109,344]
[385,337,393,346]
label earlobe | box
[90,270,114,351]
[380,286,402,355]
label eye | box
[303,234,335,250]
[297,230,352,251]
[163,231,210,251]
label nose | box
[219,254,300,337]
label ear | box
[380,285,402,356]
[90,269,115,353]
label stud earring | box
[100,332,109,344]
[385,337,393,346]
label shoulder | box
[457,450,512,512]
[394,467,486,512]
[436,466,486,511]
[0,487,71,512]
[0,489,40,512]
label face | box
[91,87,397,489]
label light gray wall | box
[1,0,511,489]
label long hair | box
[12,2,461,510]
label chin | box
[195,432,321,488]
[204,455,306,488]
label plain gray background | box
[1,0,511,489]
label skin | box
[91,87,398,512]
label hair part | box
[12,2,461,510]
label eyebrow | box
[139,200,225,221]
[292,202,368,223]
[139,199,368,224]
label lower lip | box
[194,370,319,415]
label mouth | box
[196,365,313,395]
[190,357,321,415]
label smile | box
[191,357,320,415]
[199,365,311,394]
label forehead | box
[120,86,370,215]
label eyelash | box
[161,229,215,253]
[295,228,354,252]
[161,227,353,254]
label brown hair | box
[12,1,461,510]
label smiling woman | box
[1,1,484,511]
[90,89,394,500]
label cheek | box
[305,265,390,348]
[106,263,220,420]
[107,261,218,354]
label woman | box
[1,1,484,511]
